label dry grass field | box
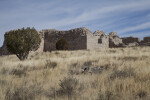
[0,47,150,100]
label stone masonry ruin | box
[140,36,150,46]
[42,27,109,51]
[122,37,141,44]
[109,32,123,48]
[0,27,150,56]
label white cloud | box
[120,32,150,39]
[1,0,150,46]
[118,22,150,34]
[38,0,150,29]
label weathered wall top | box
[109,32,118,37]
[41,27,92,36]
[108,32,123,47]
[93,30,106,36]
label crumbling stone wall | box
[87,31,109,50]
[0,33,12,56]
[43,28,89,51]
[43,29,109,51]
[109,32,123,48]
[143,37,150,43]
[2,27,149,56]
[0,27,110,55]
[0,41,10,56]
[140,36,150,46]
[122,37,141,44]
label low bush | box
[5,83,43,100]
[98,91,117,100]
[137,90,147,99]
[110,68,134,80]
[5,86,35,100]
[56,38,69,50]
[57,77,79,99]
[45,60,57,69]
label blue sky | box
[0,0,150,46]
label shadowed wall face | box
[43,29,87,51]
[144,37,150,43]
[43,28,109,51]
[122,37,141,44]
[0,33,12,56]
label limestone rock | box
[109,32,123,48]
[127,42,139,47]
[93,30,106,36]
[81,65,107,74]
[109,32,117,36]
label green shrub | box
[56,38,69,50]
[5,27,41,60]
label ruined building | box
[0,27,110,55]
[109,32,123,48]
[0,27,150,56]
[140,36,150,46]
[121,37,141,47]
[122,37,141,44]
[41,27,109,51]
[143,37,150,42]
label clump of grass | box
[9,67,27,77]
[8,64,29,77]
[44,87,57,99]
[137,90,147,99]
[110,68,134,80]
[5,86,34,100]
[108,49,117,53]
[54,51,60,55]
[57,76,79,99]
[71,63,78,67]
[98,90,117,100]
[97,64,110,70]
[0,67,8,75]
[4,81,43,100]
[83,61,92,66]
[0,47,150,100]
[69,68,80,75]
[121,56,138,61]
[45,60,57,69]
[0,79,7,86]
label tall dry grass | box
[0,47,150,100]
